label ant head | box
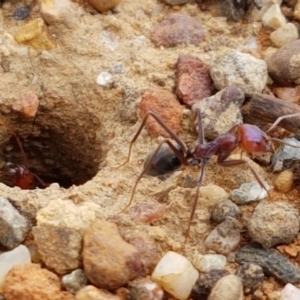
[17,173,35,190]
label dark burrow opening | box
[0,107,105,189]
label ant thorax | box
[192,139,220,162]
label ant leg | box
[193,108,205,145]
[119,139,191,213]
[32,173,49,188]
[0,118,28,166]
[184,160,206,245]
[219,159,269,194]
[270,137,300,148]
[266,113,300,134]
[118,111,188,168]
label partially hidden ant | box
[119,108,300,244]
[0,118,48,189]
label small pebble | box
[283,244,299,258]
[62,269,87,294]
[100,30,119,51]
[121,229,162,274]
[273,169,294,193]
[262,4,287,29]
[230,181,269,204]
[270,23,298,48]
[0,197,31,249]
[271,137,300,172]
[204,217,241,255]
[208,274,243,300]
[13,6,31,21]
[112,63,123,74]
[248,201,299,248]
[151,251,199,300]
[128,278,164,300]
[0,245,31,286]
[150,13,205,48]
[211,199,240,223]
[267,40,300,85]
[96,72,112,86]
[281,283,300,300]
[33,200,101,274]
[195,254,227,272]
[210,49,268,97]
[192,86,245,140]
[197,185,229,209]
[14,18,56,51]
[83,220,144,289]
[75,285,121,300]
[40,0,82,28]
[235,263,264,291]
[2,263,73,300]
[139,88,183,138]
[253,289,264,299]
[191,270,229,300]
[12,91,39,118]
[176,55,212,106]
[236,244,300,283]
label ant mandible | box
[119,108,300,244]
[0,118,48,189]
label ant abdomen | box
[144,142,183,176]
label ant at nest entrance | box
[0,110,105,190]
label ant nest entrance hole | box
[0,104,106,189]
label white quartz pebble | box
[96,72,112,86]
[270,23,298,47]
[151,251,199,300]
[262,4,286,29]
[0,245,31,287]
[281,283,300,300]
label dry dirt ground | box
[0,0,299,298]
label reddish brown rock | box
[121,229,162,274]
[176,55,212,106]
[12,91,39,118]
[75,285,121,300]
[150,13,205,48]
[82,220,145,290]
[267,39,300,85]
[2,263,74,300]
[139,88,183,137]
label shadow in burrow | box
[0,102,106,189]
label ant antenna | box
[0,118,28,166]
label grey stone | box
[0,197,30,249]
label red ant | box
[119,108,300,244]
[0,118,48,189]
